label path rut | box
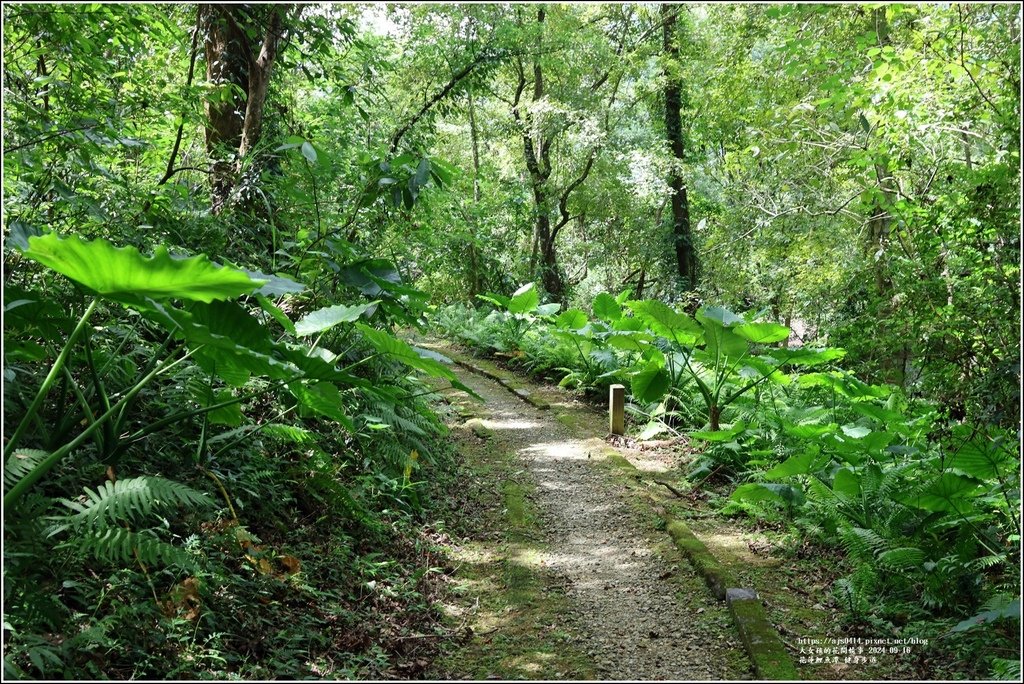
[439,356,752,680]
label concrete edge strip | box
[591,447,798,681]
[666,517,799,681]
[449,355,551,410]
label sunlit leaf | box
[21,233,263,306]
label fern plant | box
[47,476,215,568]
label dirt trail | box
[433,351,752,680]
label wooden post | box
[609,384,625,435]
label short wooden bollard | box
[609,384,625,435]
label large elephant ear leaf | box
[20,233,264,306]
[592,292,622,322]
[733,322,790,344]
[631,363,670,403]
[625,299,701,344]
[508,283,539,314]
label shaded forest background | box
[2,3,1020,680]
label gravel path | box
[448,363,751,680]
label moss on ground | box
[428,429,595,680]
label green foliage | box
[20,232,270,306]
[2,1,1018,677]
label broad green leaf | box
[295,302,376,336]
[851,402,904,425]
[556,309,588,330]
[207,390,243,426]
[411,346,453,364]
[691,421,747,442]
[783,422,837,439]
[702,322,747,361]
[861,431,895,453]
[607,332,652,351]
[900,473,981,512]
[841,424,871,439]
[356,324,480,399]
[21,233,263,306]
[536,302,561,316]
[697,306,744,327]
[626,300,701,344]
[508,283,539,314]
[145,301,298,386]
[631,363,670,403]
[947,438,1013,480]
[289,381,353,431]
[799,371,889,397]
[357,324,454,380]
[742,357,792,385]
[243,269,305,297]
[764,450,831,479]
[832,468,861,498]
[731,482,805,506]
[302,142,318,163]
[592,292,622,321]
[951,598,1020,633]
[339,259,401,297]
[770,348,847,367]
[612,316,645,332]
[255,294,296,336]
[733,322,790,344]
[476,292,510,309]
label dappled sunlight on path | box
[443,362,752,680]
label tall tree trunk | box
[200,4,293,214]
[467,88,482,298]
[662,4,697,290]
[513,8,566,302]
[866,7,906,387]
[201,4,247,213]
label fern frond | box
[991,658,1021,681]
[4,449,50,492]
[877,546,926,570]
[839,526,888,560]
[52,476,214,531]
[263,423,318,445]
[973,553,1008,571]
[59,527,194,568]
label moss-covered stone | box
[666,519,734,600]
[600,451,637,471]
[466,418,493,439]
[727,597,799,680]
[525,393,550,410]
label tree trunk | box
[511,8,566,303]
[238,6,288,160]
[467,88,483,297]
[200,4,293,214]
[866,7,906,387]
[662,4,697,290]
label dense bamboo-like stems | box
[4,297,99,460]
[4,348,196,508]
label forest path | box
[424,343,752,680]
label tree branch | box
[552,150,598,240]
[154,7,201,189]
[389,51,495,154]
